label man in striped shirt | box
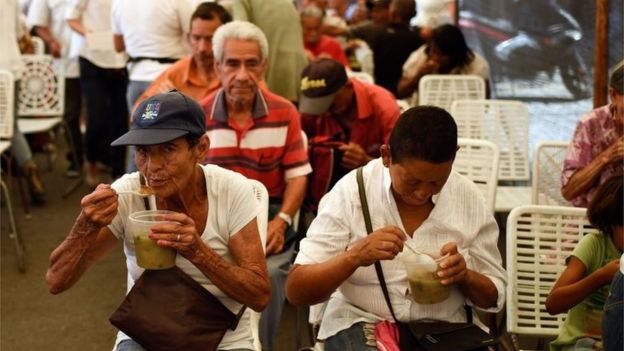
[200,21,311,351]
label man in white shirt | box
[286,106,506,349]
[111,0,194,110]
[28,0,84,176]
[66,0,129,185]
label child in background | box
[546,173,624,351]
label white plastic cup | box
[402,250,450,304]
[129,210,177,270]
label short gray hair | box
[212,21,269,63]
[301,5,324,19]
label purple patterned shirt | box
[561,105,623,207]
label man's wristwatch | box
[277,212,292,227]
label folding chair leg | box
[60,121,82,198]
[1,178,25,272]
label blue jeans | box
[11,81,32,166]
[324,323,377,351]
[603,270,623,351]
[116,339,252,351]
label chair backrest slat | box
[532,141,571,206]
[0,69,15,139]
[506,205,597,337]
[418,74,486,112]
[17,54,64,117]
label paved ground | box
[1,78,586,350]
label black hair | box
[428,24,474,70]
[191,2,232,25]
[391,0,415,23]
[389,106,457,164]
[587,173,624,237]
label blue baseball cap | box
[111,90,206,146]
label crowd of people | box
[2,0,622,350]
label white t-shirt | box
[295,158,506,340]
[110,0,193,81]
[27,0,80,78]
[402,45,490,106]
[0,0,24,78]
[108,164,261,350]
[65,0,127,69]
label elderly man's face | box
[215,39,267,109]
[135,136,208,198]
[189,17,223,70]
[301,15,323,46]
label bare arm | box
[33,26,61,57]
[67,18,88,36]
[286,226,406,306]
[151,214,270,312]
[546,256,619,315]
[562,138,624,201]
[113,34,125,52]
[266,175,307,255]
[396,60,439,99]
[46,185,120,294]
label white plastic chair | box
[418,74,486,112]
[532,141,570,206]
[17,54,82,197]
[248,179,269,351]
[454,138,500,213]
[30,36,45,55]
[0,69,25,272]
[506,205,597,351]
[452,99,531,212]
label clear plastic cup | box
[402,250,450,304]
[129,210,177,270]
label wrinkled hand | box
[339,142,371,169]
[350,226,406,267]
[149,212,203,259]
[437,242,468,286]
[597,259,621,286]
[80,184,118,227]
[266,217,287,256]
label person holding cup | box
[45,90,270,351]
[286,106,506,350]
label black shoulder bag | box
[356,167,498,351]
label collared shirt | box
[65,0,127,69]
[402,45,490,106]
[561,105,624,207]
[202,88,312,198]
[111,0,193,81]
[135,56,220,109]
[295,158,507,340]
[304,35,350,67]
[302,77,399,159]
[27,0,80,78]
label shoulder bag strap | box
[356,167,399,323]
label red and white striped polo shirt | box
[201,88,311,198]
